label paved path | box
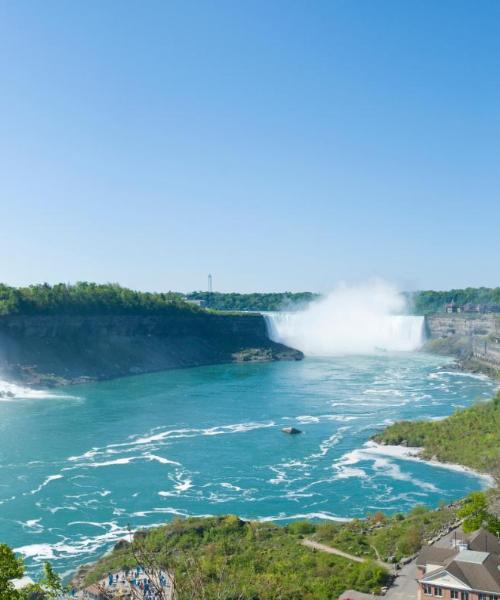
[381,524,464,600]
[301,539,394,572]
[384,559,416,600]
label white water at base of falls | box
[264,281,426,355]
[265,312,425,355]
[0,379,71,401]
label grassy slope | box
[311,504,459,562]
[81,517,388,599]
[372,392,500,480]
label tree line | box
[0,283,498,316]
[409,287,500,315]
[186,291,319,311]
[0,283,200,317]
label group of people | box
[104,566,171,599]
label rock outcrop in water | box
[0,313,303,387]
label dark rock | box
[282,427,302,435]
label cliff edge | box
[0,312,303,387]
[424,313,500,377]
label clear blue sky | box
[0,1,498,293]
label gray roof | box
[417,546,458,567]
[447,553,500,594]
[418,529,500,593]
[455,550,489,564]
[468,529,500,556]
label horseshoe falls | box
[265,282,425,355]
[265,312,424,355]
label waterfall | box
[265,311,424,355]
[264,281,425,356]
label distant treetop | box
[409,287,500,315]
[0,282,200,316]
[186,291,319,312]
[0,283,497,317]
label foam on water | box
[0,379,75,401]
[1,353,496,576]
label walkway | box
[301,539,394,572]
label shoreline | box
[10,348,499,587]
[364,440,497,489]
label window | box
[434,587,443,598]
[478,595,487,600]
[461,593,469,600]
[423,584,432,595]
[451,592,459,600]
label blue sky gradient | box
[0,1,499,292]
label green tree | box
[39,563,63,598]
[0,544,24,600]
[458,492,500,534]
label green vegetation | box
[82,516,389,599]
[0,283,200,316]
[0,544,23,600]
[313,503,459,562]
[187,287,500,314]
[0,545,62,599]
[372,392,500,479]
[457,491,500,534]
[2,284,498,317]
[410,287,500,315]
[186,291,319,312]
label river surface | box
[0,353,496,577]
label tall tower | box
[207,274,213,308]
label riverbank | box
[372,391,500,482]
[71,394,500,598]
[424,313,500,379]
[0,312,302,388]
[356,440,496,489]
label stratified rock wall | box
[424,314,500,373]
[0,313,303,386]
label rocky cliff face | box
[0,313,303,387]
[426,314,497,338]
[424,314,500,375]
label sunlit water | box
[0,353,496,577]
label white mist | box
[265,280,424,355]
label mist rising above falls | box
[265,281,424,355]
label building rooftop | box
[455,549,489,564]
[417,546,458,567]
[418,529,500,594]
[448,553,500,594]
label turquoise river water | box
[0,353,496,577]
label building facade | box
[417,530,500,600]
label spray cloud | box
[265,280,424,355]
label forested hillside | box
[186,291,319,311]
[0,283,197,316]
[410,287,500,314]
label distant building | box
[462,303,482,313]
[445,303,500,314]
[184,298,206,308]
[445,302,462,314]
[417,528,500,600]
